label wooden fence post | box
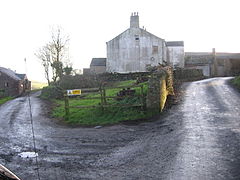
[64,94,70,120]
[100,87,104,112]
[140,85,145,110]
[103,87,107,105]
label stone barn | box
[185,52,214,77]
[0,67,31,97]
[106,13,184,73]
[185,49,240,77]
[215,53,240,76]
[90,58,106,74]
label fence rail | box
[64,84,145,120]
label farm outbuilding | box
[0,67,31,97]
[185,50,240,77]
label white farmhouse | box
[106,13,184,73]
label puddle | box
[18,152,38,158]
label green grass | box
[232,76,240,90]
[0,97,13,105]
[52,80,153,125]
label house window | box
[152,46,158,54]
[5,82,9,87]
[135,35,139,40]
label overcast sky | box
[0,0,239,82]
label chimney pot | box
[130,12,140,28]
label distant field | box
[31,81,48,90]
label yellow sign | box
[67,89,81,96]
[160,67,174,111]
[160,79,168,112]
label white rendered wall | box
[106,28,165,73]
[167,46,185,68]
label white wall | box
[106,28,165,73]
[167,46,185,68]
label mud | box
[0,77,240,179]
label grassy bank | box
[231,76,240,90]
[0,97,13,105]
[52,80,154,125]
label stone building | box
[0,67,31,97]
[106,13,184,73]
[185,52,214,77]
[90,58,106,74]
[185,49,240,77]
[166,41,185,68]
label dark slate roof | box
[15,73,27,80]
[216,53,240,60]
[166,41,184,47]
[90,58,106,66]
[185,52,212,56]
[185,52,240,60]
[0,67,22,81]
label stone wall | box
[146,69,173,112]
[90,66,106,74]
[99,72,151,82]
[146,73,163,111]
[173,68,204,81]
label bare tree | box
[36,27,70,85]
[35,45,51,85]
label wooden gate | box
[64,84,145,120]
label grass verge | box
[0,97,13,105]
[52,80,154,125]
[231,76,240,91]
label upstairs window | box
[152,46,158,54]
[135,35,139,40]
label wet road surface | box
[0,77,240,179]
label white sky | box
[0,0,239,82]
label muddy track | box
[0,77,240,180]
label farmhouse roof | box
[15,73,27,80]
[0,67,25,81]
[90,58,106,66]
[107,28,164,44]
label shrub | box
[57,73,151,90]
[232,76,240,90]
[58,75,101,90]
[0,89,5,98]
[41,86,64,99]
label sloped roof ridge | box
[107,27,164,43]
[0,66,21,80]
[90,58,106,66]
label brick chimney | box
[130,12,139,28]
